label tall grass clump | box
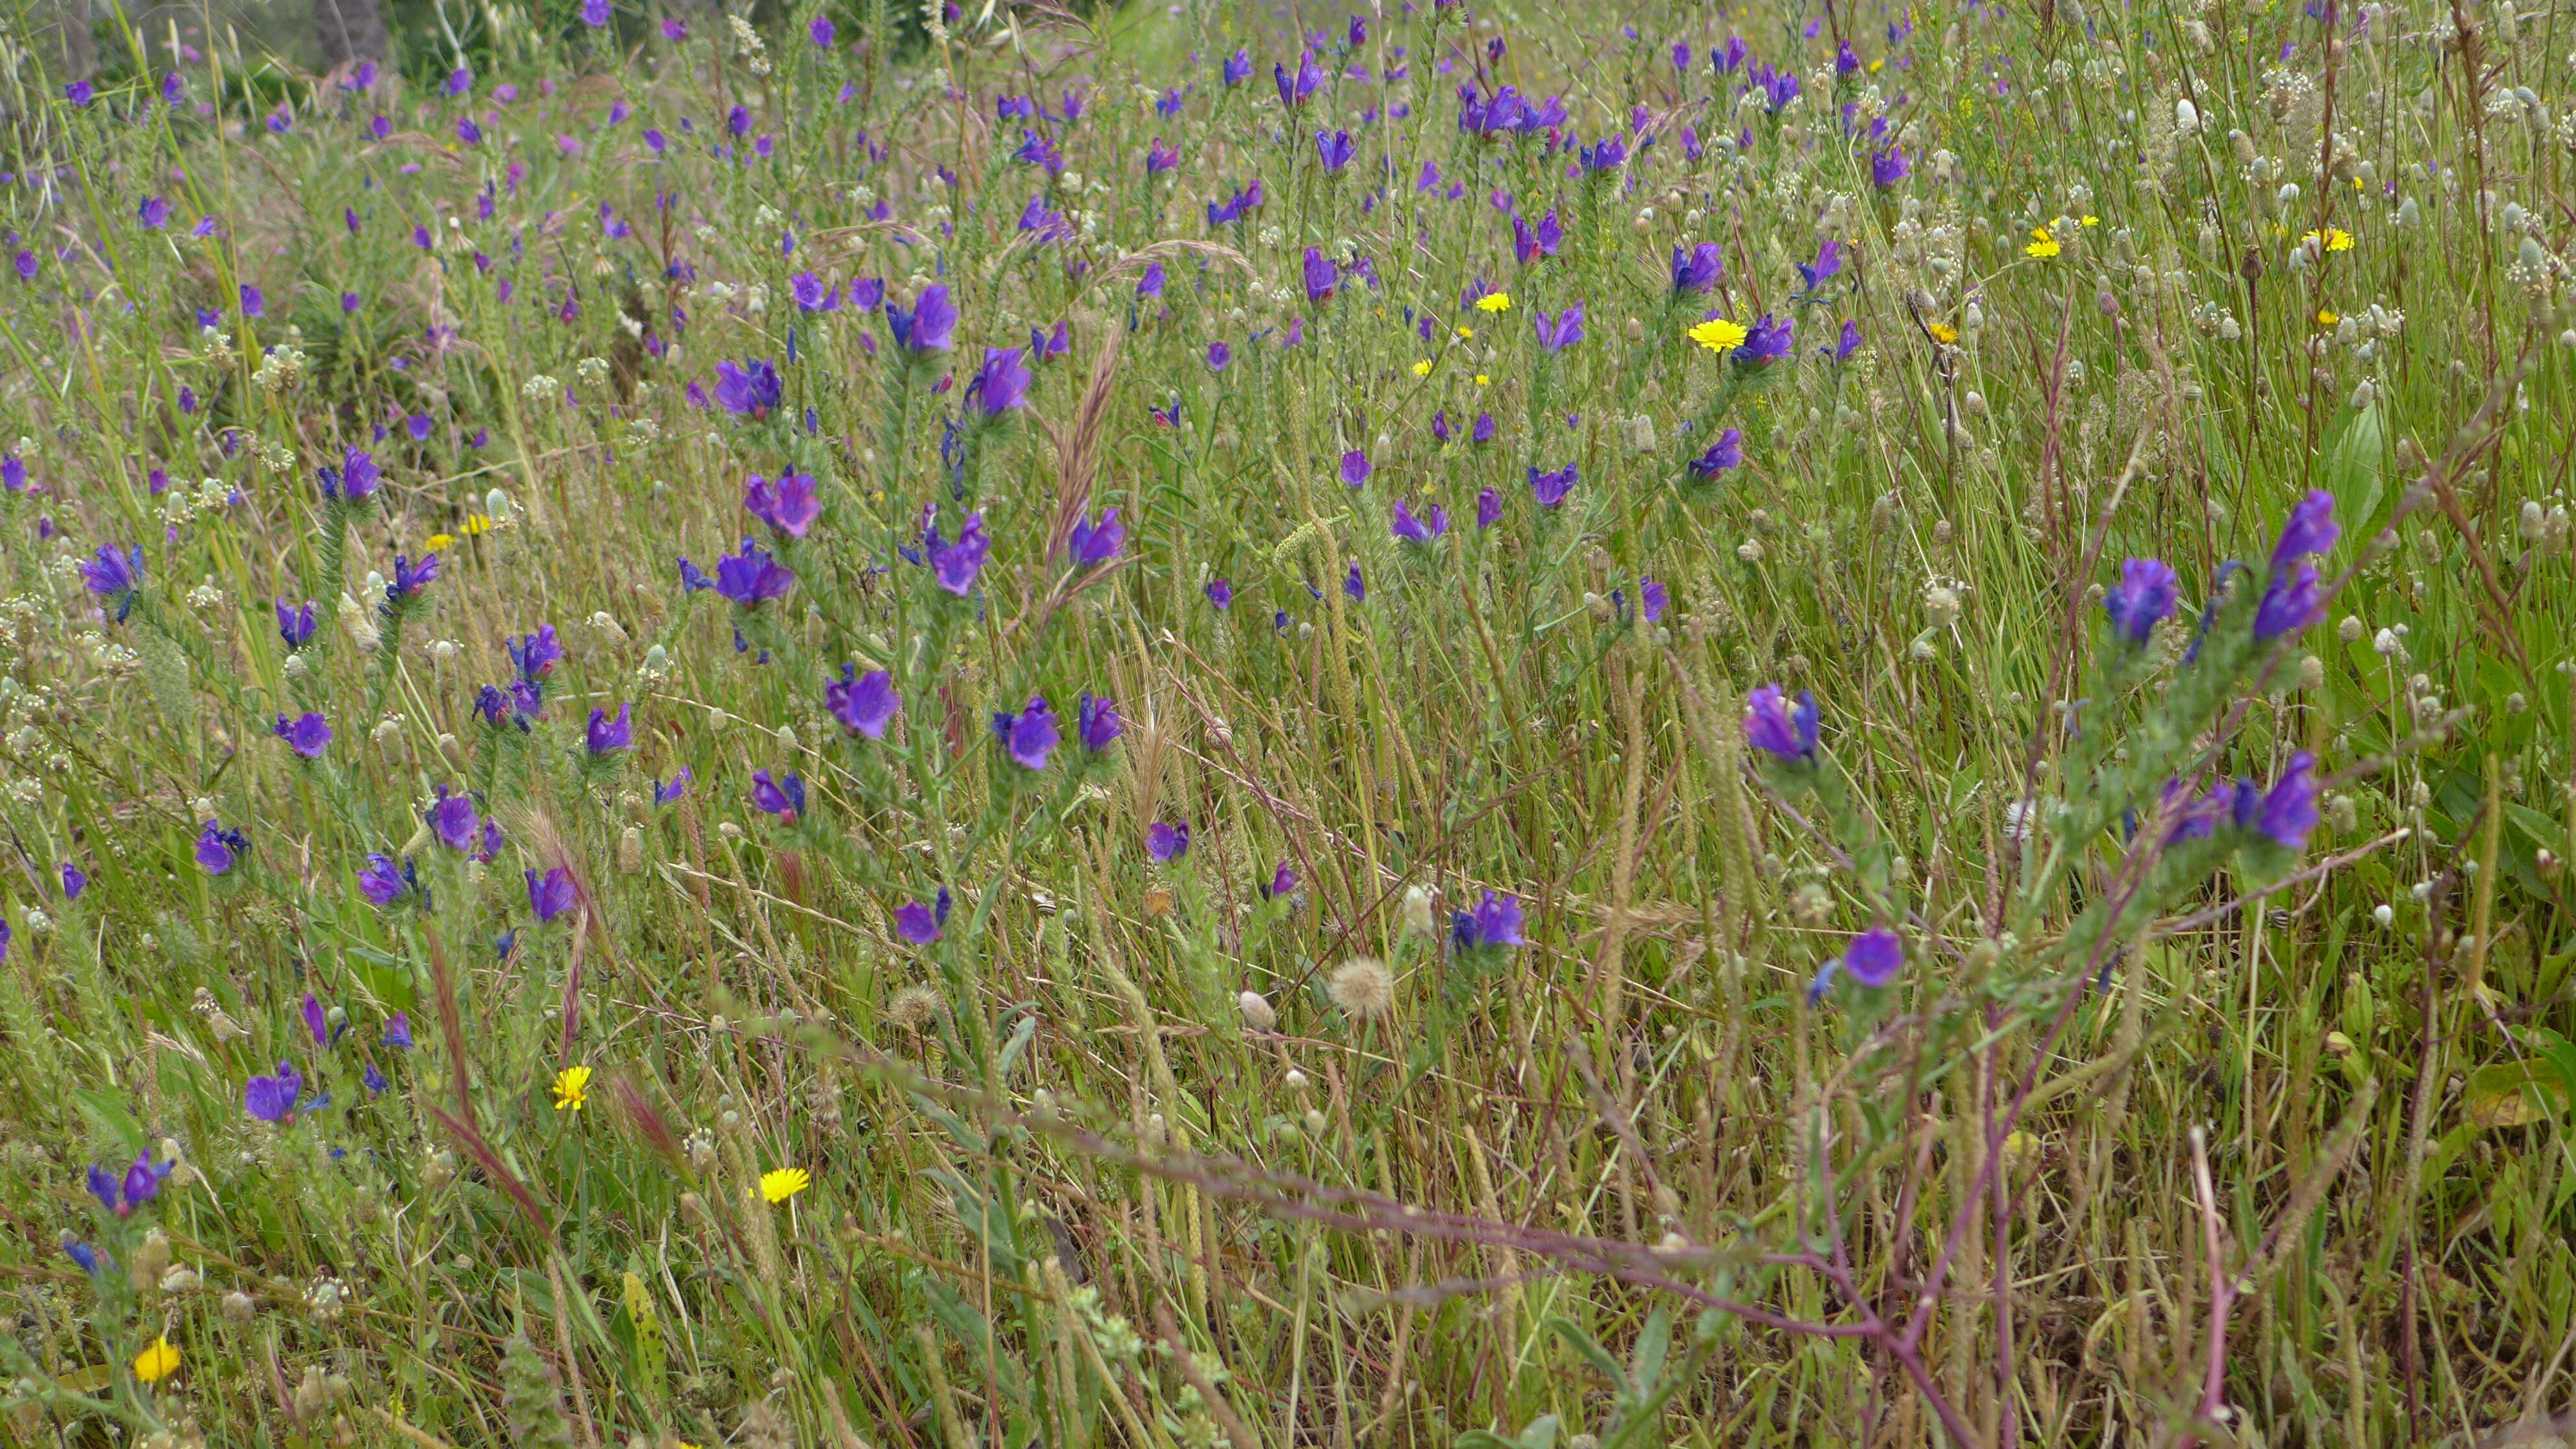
[4,0,2576,1442]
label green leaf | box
[2326,400,2386,537]
[1546,1316,1629,1391]
[1628,1307,1672,1398]
[2462,1059,2569,1128]
[2542,1043,2576,1119]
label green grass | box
[4,0,2576,1443]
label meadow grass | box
[4,0,2576,1443]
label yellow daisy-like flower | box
[1688,317,1749,354]
[2079,214,2099,227]
[2024,229,2062,260]
[1411,359,1432,377]
[2305,227,2354,252]
[1474,291,1511,314]
[1454,325,1474,340]
[459,511,495,536]
[2316,308,2340,327]
[423,532,457,551]
[1474,373,1491,388]
[1927,322,1960,345]
[552,1065,592,1112]
[134,1336,180,1384]
[760,1167,811,1204]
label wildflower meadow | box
[5,0,2576,1441]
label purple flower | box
[1206,578,1235,609]
[581,0,610,23]
[2254,562,2323,640]
[1528,464,1578,507]
[509,625,563,682]
[302,991,330,1047]
[60,861,87,900]
[2270,489,2340,568]
[427,786,480,850]
[319,446,380,502]
[1078,693,1122,752]
[386,1013,414,1048]
[1831,319,1864,364]
[274,712,332,758]
[1846,927,1905,987]
[1476,487,1504,528]
[244,1061,303,1122]
[1261,861,1297,899]
[1532,302,1585,351]
[82,543,143,601]
[895,886,952,945]
[1032,319,1072,360]
[527,867,578,922]
[1797,240,1846,293]
[968,347,1033,417]
[713,359,784,418]
[1671,242,1725,293]
[1302,246,1338,304]
[791,271,839,312]
[365,1063,388,1095]
[1343,563,1366,602]
[1870,144,1911,188]
[2254,751,2321,850]
[742,470,821,538]
[387,552,441,602]
[714,539,797,606]
[750,769,807,821]
[1147,822,1191,862]
[195,820,247,874]
[586,704,632,754]
[827,665,900,738]
[1739,314,1794,365]
[1339,449,1372,487]
[138,196,171,229]
[1641,576,1670,623]
[809,14,834,45]
[1276,51,1323,108]
[358,853,414,908]
[653,770,693,805]
[66,80,95,106]
[1206,180,1266,226]
[1450,890,1524,950]
[991,695,1060,769]
[927,510,992,595]
[1316,129,1356,171]
[1138,260,1169,297]
[1508,209,1563,266]
[1068,508,1125,568]
[1206,341,1232,371]
[1578,135,1628,173]
[886,284,958,353]
[1146,138,1180,173]
[1744,684,1820,762]
[1224,49,1252,84]
[1392,500,1449,543]
[2104,558,2181,645]
[1473,412,1496,443]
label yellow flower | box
[1927,322,1959,345]
[134,1336,180,1384]
[2305,227,2354,253]
[1687,317,1748,354]
[1411,359,1432,377]
[1454,325,1474,340]
[2315,308,2340,327]
[1474,291,1511,314]
[1474,373,1491,388]
[423,532,457,551]
[760,1167,811,1204]
[2024,229,2062,260]
[460,512,495,536]
[2079,214,2099,227]
[552,1065,592,1112]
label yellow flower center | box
[552,1065,592,1112]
